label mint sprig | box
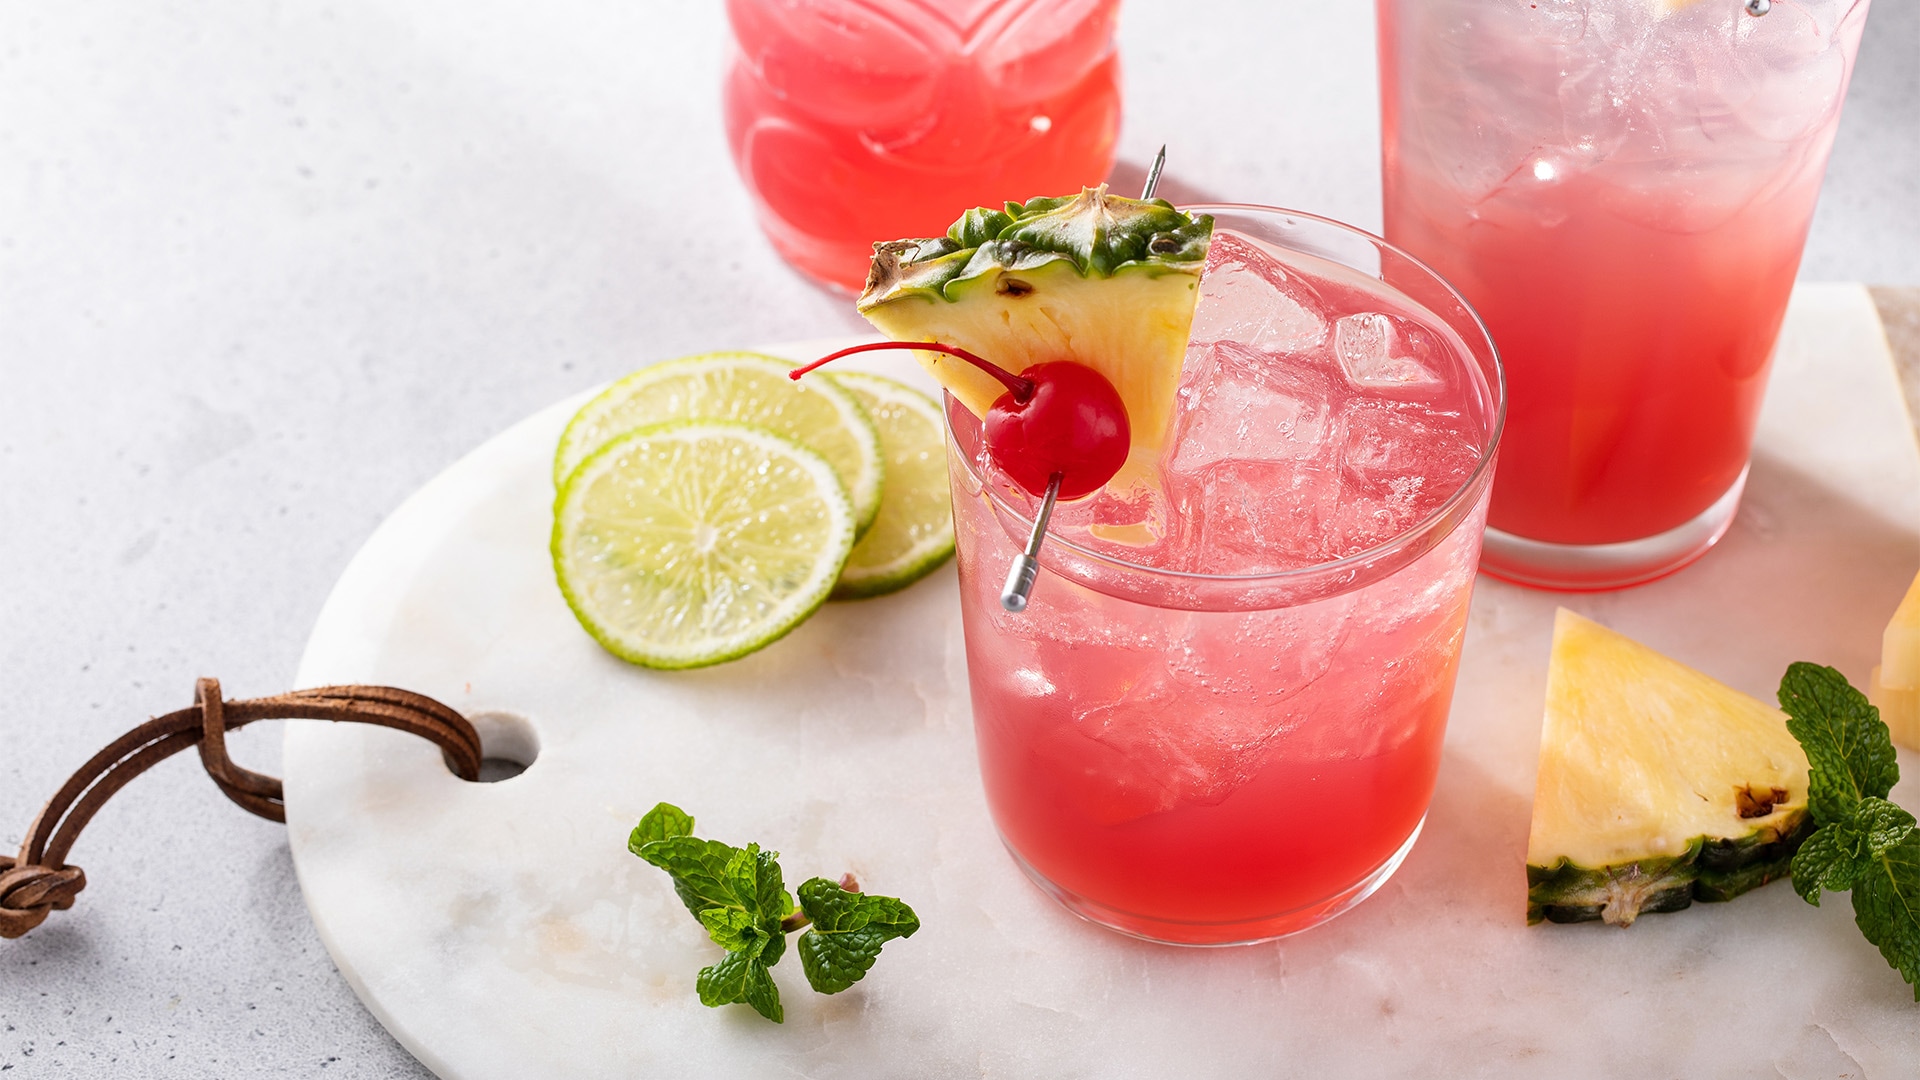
[628,802,919,1023]
[1778,662,1920,999]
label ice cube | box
[1336,400,1483,548]
[1727,6,1848,144]
[1332,312,1443,390]
[1188,233,1329,355]
[1167,340,1342,475]
[1071,601,1359,819]
[1170,457,1348,573]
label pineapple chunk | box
[1528,609,1812,927]
[1868,666,1920,752]
[857,186,1212,474]
[1879,567,1920,689]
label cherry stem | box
[789,341,1034,403]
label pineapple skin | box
[1526,609,1814,927]
[856,187,1212,464]
[1527,820,1810,925]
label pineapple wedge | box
[1527,609,1812,927]
[857,186,1212,475]
[1879,566,1920,690]
[1868,666,1920,752]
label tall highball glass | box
[1380,0,1872,589]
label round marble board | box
[287,289,1920,1080]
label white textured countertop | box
[2,2,1916,1076]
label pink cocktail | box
[1380,0,1873,589]
[949,207,1504,945]
[724,0,1122,293]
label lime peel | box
[553,351,884,537]
[827,372,956,600]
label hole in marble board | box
[463,710,540,783]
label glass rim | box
[949,201,1508,600]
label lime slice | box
[555,352,884,537]
[827,372,956,600]
[552,420,857,669]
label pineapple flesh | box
[1868,666,1920,752]
[1869,566,1920,751]
[1527,609,1813,927]
[856,186,1212,480]
[1878,566,1920,692]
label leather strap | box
[0,678,480,939]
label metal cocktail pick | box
[999,472,1064,613]
[998,145,1168,614]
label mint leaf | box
[1779,664,1920,999]
[1850,834,1920,1002]
[795,877,921,995]
[697,950,783,1023]
[755,847,795,923]
[1778,662,1900,822]
[1856,797,1919,856]
[1792,826,1860,904]
[698,906,763,953]
[629,808,920,1022]
[1794,798,1917,906]
[629,802,695,850]
[635,835,755,918]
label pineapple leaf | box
[1778,661,1900,824]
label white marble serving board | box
[287,284,1920,1079]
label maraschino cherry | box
[789,342,1130,501]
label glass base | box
[1477,465,1748,592]
[1003,816,1426,947]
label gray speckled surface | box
[1,2,1914,1077]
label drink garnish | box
[555,352,884,537]
[629,803,920,1023]
[551,421,858,669]
[1526,610,1812,927]
[1869,567,1920,750]
[823,372,956,600]
[793,341,1129,613]
[855,186,1211,480]
[1777,663,1920,1000]
[791,341,1129,500]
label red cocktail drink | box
[949,207,1504,944]
[1380,0,1872,588]
[724,0,1122,293]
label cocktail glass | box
[946,206,1505,945]
[723,0,1122,294]
[1379,0,1873,590]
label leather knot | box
[0,857,87,939]
[3,677,479,940]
